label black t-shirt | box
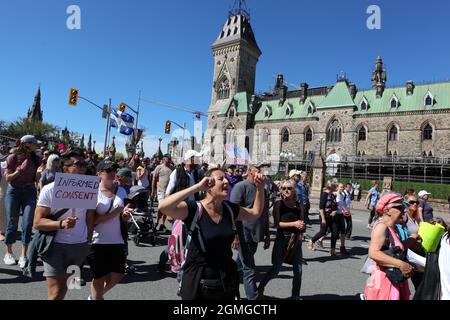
[274,200,302,236]
[319,192,337,217]
[184,200,240,274]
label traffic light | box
[165,120,171,134]
[68,88,79,106]
[119,103,126,113]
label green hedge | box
[326,176,449,200]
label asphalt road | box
[0,206,396,300]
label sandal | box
[317,240,324,249]
[330,249,336,256]
[307,240,315,251]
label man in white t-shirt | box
[33,149,95,300]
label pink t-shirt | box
[6,154,38,187]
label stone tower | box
[203,2,261,164]
[27,87,43,123]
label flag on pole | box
[224,144,251,165]
[110,108,135,136]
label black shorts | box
[88,244,126,279]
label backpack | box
[168,201,235,274]
[168,219,187,273]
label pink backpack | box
[168,219,186,273]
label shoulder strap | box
[223,201,236,232]
[105,185,119,215]
[184,202,206,254]
[53,208,70,221]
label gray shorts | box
[42,242,90,277]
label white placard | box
[52,173,100,209]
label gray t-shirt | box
[230,180,267,243]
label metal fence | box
[278,158,450,184]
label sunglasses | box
[409,201,419,205]
[66,160,87,168]
[387,203,404,211]
[282,187,293,191]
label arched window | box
[428,151,433,157]
[391,97,399,109]
[388,125,398,141]
[357,151,361,156]
[261,129,269,143]
[305,128,313,142]
[394,150,398,156]
[228,107,235,118]
[361,100,367,111]
[358,127,367,141]
[423,151,427,157]
[362,151,366,156]
[327,120,342,142]
[424,92,434,107]
[388,150,392,156]
[281,128,290,143]
[217,77,230,100]
[423,124,433,140]
[286,106,292,117]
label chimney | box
[406,80,415,96]
[349,83,357,99]
[300,83,309,104]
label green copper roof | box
[218,81,450,121]
[218,91,250,115]
[317,81,356,109]
[254,95,325,121]
[354,81,450,115]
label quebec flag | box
[110,108,134,136]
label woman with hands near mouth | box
[257,179,305,300]
[159,168,265,300]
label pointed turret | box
[27,87,43,123]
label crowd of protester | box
[0,135,449,301]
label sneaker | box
[359,293,367,300]
[18,256,27,269]
[87,295,92,300]
[3,253,16,266]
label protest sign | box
[52,173,100,209]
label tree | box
[7,118,59,142]
[125,128,145,159]
[0,120,8,135]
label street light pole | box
[103,99,111,156]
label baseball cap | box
[162,153,171,159]
[20,135,38,144]
[288,169,302,178]
[96,160,118,173]
[418,190,431,198]
[117,167,132,178]
[184,150,203,161]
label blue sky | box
[2,0,450,155]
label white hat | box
[184,150,203,161]
[288,169,302,178]
[418,190,431,198]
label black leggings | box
[311,215,345,249]
[368,207,376,224]
[344,215,352,238]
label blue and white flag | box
[110,108,134,136]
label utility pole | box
[181,122,186,160]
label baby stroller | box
[127,186,158,246]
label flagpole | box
[103,98,111,156]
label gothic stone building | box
[202,10,450,169]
